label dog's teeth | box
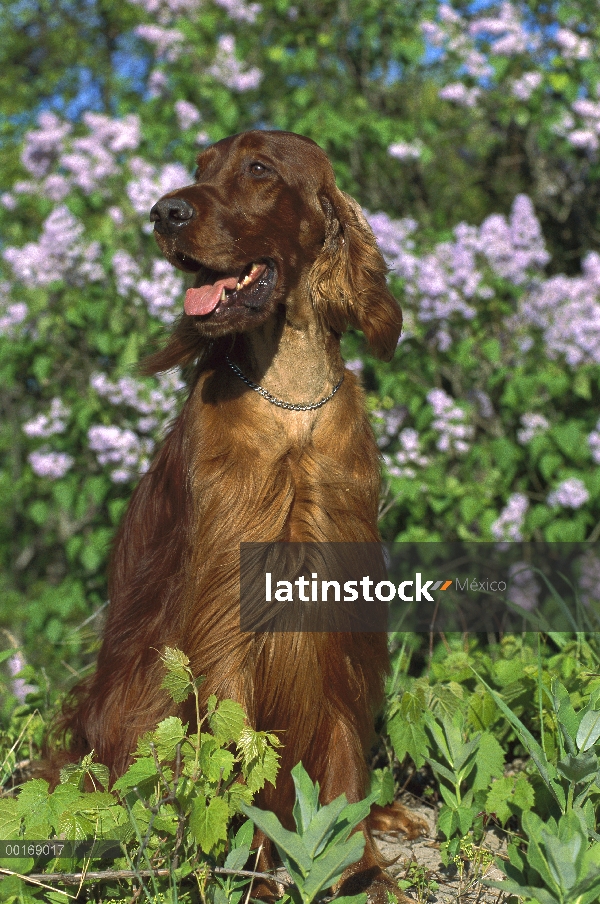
[220,288,227,301]
[236,280,243,290]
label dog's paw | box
[369,801,428,841]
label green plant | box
[476,672,600,826]
[486,810,600,904]
[423,710,504,862]
[241,761,375,904]
[0,648,281,902]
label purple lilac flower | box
[518,251,600,366]
[21,112,71,178]
[427,388,474,455]
[438,83,480,107]
[214,0,261,22]
[58,114,140,195]
[29,450,74,479]
[112,250,141,297]
[469,3,536,56]
[365,211,417,279]
[88,425,154,482]
[109,207,126,225]
[3,206,102,288]
[175,100,201,130]
[208,35,262,91]
[1,193,17,209]
[345,359,363,375]
[547,478,589,509]
[43,174,70,201]
[480,194,550,284]
[511,72,542,101]
[463,49,493,79]
[0,296,27,336]
[7,652,36,703]
[23,398,70,438]
[91,370,185,423]
[517,413,549,444]
[135,25,185,61]
[588,419,600,464]
[383,428,429,479]
[127,0,199,22]
[507,563,540,611]
[148,69,169,96]
[567,130,598,152]
[373,406,407,448]
[136,259,184,323]
[491,493,529,542]
[556,27,592,60]
[127,159,190,217]
[388,141,422,161]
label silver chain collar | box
[225,355,344,411]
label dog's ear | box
[308,190,402,361]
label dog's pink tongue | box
[184,276,238,315]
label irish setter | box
[55,130,419,901]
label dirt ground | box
[371,794,510,904]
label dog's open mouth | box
[177,257,276,317]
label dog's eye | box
[249,161,269,176]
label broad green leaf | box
[210,699,246,744]
[190,795,230,854]
[291,761,320,833]
[302,833,366,899]
[239,803,312,874]
[301,795,348,858]
[113,757,159,796]
[577,710,600,752]
[471,732,504,792]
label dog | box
[55,130,421,901]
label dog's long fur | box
[52,130,417,900]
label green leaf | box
[387,712,429,768]
[160,646,195,703]
[301,795,348,858]
[238,728,281,792]
[190,794,230,854]
[369,768,394,807]
[472,732,505,792]
[135,716,187,761]
[113,757,159,796]
[0,798,21,839]
[577,710,600,752]
[486,773,534,826]
[291,761,320,834]
[302,833,366,899]
[557,751,598,784]
[239,803,312,874]
[199,738,235,783]
[472,670,565,809]
[209,699,246,744]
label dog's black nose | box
[150,197,195,233]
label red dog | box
[56,130,418,900]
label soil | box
[371,794,511,904]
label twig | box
[22,865,292,886]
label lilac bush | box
[1,0,600,679]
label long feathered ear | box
[308,190,402,361]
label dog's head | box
[147,130,402,369]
